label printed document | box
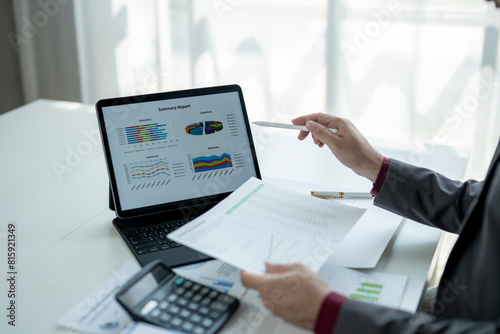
[262,176,403,268]
[169,177,366,274]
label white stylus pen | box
[311,191,374,199]
[252,121,338,134]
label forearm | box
[374,159,483,233]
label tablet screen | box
[97,86,260,218]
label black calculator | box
[116,260,240,334]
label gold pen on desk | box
[311,191,374,199]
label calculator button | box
[174,277,185,286]
[200,287,210,295]
[167,294,178,303]
[177,298,188,306]
[201,297,211,306]
[183,281,193,289]
[171,317,183,327]
[184,291,194,299]
[191,284,201,292]
[159,313,171,323]
[191,314,202,324]
[217,294,235,304]
[149,308,161,318]
[202,318,214,327]
[194,327,205,334]
[208,290,218,299]
[159,301,169,310]
[140,300,158,316]
[175,287,186,295]
[199,306,209,315]
[209,311,222,319]
[210,301,228,313]
[168,305,180,315]
[192,294,202,302]
[180,309,191,318]
[188,302,199,311]
[181,322,195,332]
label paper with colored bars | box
[168,177,366,274]
[318,263,407,308]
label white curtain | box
[13,0,500,179]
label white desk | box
[0,100,464,334]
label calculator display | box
[119,265,171,308]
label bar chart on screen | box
[118,123,169,145]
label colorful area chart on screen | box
[185,122,204,135]
[192,153,232,173]
[125,123,168,144]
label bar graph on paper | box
[350,282,383,303]
[318,264,408,308]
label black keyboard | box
[123,221,189,255]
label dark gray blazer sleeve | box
[373,159,483,233]
[334,299,499,334]
[330,157,500,333]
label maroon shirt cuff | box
[370,157,390,197]
[314,292,348,334]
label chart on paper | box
[169,177,366,274]
[318,263,407,308]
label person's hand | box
[240,263,331,330]
[292,113,383,183]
